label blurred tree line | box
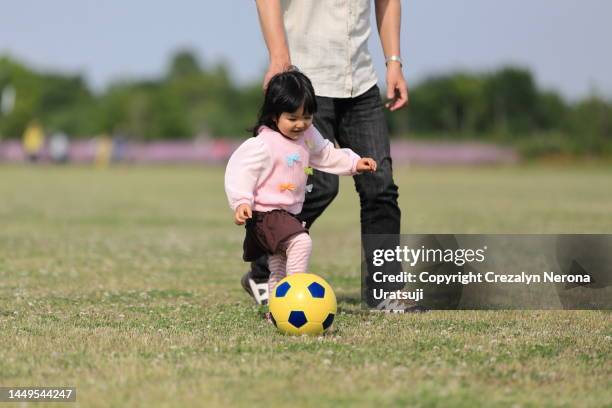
[386,68,612,156]
[1,51,611,156]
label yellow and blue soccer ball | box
[268,273,337,335]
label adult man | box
[243,0,417,312]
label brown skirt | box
[243,209,308,261]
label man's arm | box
[255,0,292,89]
[375,0,408,111]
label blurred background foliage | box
[1,50,611,156]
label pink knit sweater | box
[225,126,360,214]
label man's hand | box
[356,158,377,173]
[234,203,252,225]
[385,63,408,111]
[263,60,292,90]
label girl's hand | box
[356,158,377,173]
[234,204,252,225]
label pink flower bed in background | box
[0,139,518,165]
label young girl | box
[224,70,376,306]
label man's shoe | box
[372,296,428,313]
[241,271,269,305]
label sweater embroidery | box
[279,182,296,192]
[286,153,300,167]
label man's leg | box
[242,95,340,303]
[336,86,401,236]
[335,86,415,311]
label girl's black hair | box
[251,69,317,137]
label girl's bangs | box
[301,92,317,115]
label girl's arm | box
[224,137,271,211]
[307,127,361,176]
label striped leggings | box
[267,232,312,294]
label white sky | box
[1,0,611,99]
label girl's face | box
[275,105,313,140]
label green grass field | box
[0,164,611,407]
